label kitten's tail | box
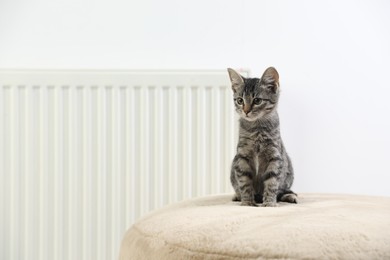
[277,190,298,204]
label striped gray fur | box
[228,67,297,207]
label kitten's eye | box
[236,98,244,105]
[253,98,262,105]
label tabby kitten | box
[228,67,297,207]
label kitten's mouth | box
[242,114,257,121]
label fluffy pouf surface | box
[119,194,390,260]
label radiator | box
[0,70,244,260]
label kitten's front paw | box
[240,201,258,207]
[261,201,278,207]
[232,194,241,202]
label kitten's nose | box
[243,105,251,115]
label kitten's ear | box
[261,67,279,93]
[227,68,244,93]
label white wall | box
[1,0,390,196]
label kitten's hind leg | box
[278,190,298,204]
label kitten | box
[228,67,297,207]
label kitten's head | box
[227,67,280,121]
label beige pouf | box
[119,194,390,260]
